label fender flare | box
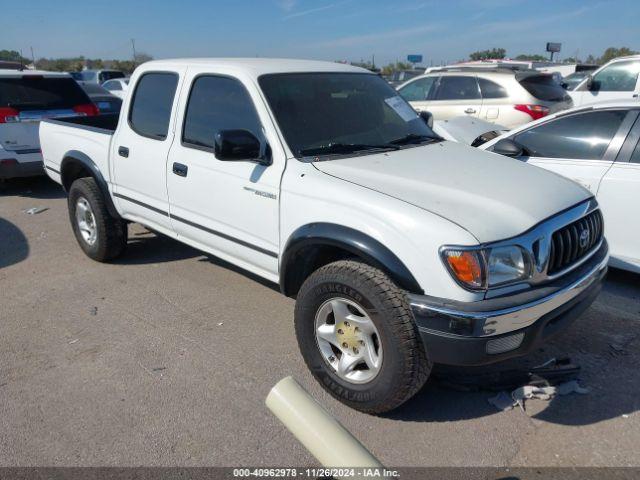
[280,223,423,296]
[60,150,121,219]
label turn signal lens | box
[443,250,484,289]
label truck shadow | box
[112,229,200,265]
[0,176,66,199]
[0,218,29,268]
[387,268,640,426]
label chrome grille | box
[548,209,603,275]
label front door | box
[397,76,438,114]
[596,118,640,271]
[111,70,184,232]
[166,71,284,281]
[509,109,632,194]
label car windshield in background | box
[259,72,438,159]
[100,71,125,82]
[0,77,90,110]
[518,74,569,101]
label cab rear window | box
[518,75,569,102]
[0,76,90,110]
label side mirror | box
[585,74,595,91]
[214,129,271,165]
[419,110,434,128]
[492,138,524,157]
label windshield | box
[259,72,438,159]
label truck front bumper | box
[409,242,608,366]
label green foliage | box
[514,54,548,61]
[381,61,414,75]
[599,47,638,64]
[33,52,153,74]
[469,48,506,61]
[0,49,30,64]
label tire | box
[295,260,431,414]
[68,177,127,262]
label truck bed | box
[46,112,119,134]
[39,113,118,184]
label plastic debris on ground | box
[485,358,590,412]
[24,207,49,215]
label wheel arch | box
[60,151,121,219]
[280,223,423,297]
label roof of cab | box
[139,58,371,76]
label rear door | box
[0,75,94,153]
[509,109,636,194]
[397,76,437,113]
[572,59,640,106]
[426,75,482,120]
[111,69,185,232]
[596,114,640,271]
[477,77,509,123]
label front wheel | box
[294,260,431,414]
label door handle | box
[633,94,639,98]
[172,162,188,177]
[118,146,129,157]
[464,108,477,114]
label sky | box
[4,0,639,66]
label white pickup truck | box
[40,59,608,413]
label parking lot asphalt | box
[1,176,639,468]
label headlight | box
[486,245,530,287]
[441,245,531,291]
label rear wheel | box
[68,177,127,262]
[294,260,431,414]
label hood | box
[313,141,591,243]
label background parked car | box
[385,69,422,87]
[79,83,122,114]
[70,69,126,85]
[480,101,640,273]
[0,69,98,179]
[397,67,572,128]
[101,78,129,99]
[569,55,640,106]
[562,71,592,91]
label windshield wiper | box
[388,133,441,145]
[299,142,399,157]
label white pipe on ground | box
[265,376,383,476]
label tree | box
[381,61,414,75]
[599,47,638,64]
[514,54,547,61]
[0,49,30,64]
[134,52,153,64]
[585,54,598,64]
[469,48,506,61]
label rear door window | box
[434,76,480,100]
[513,110,628,160]
[0,76,90,110]
[478,78,508,99]
[128,72,178,140]
[398,77,437,102]
[518,75,568,101]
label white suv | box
[398,67,573,128]
[570,55,640,106]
